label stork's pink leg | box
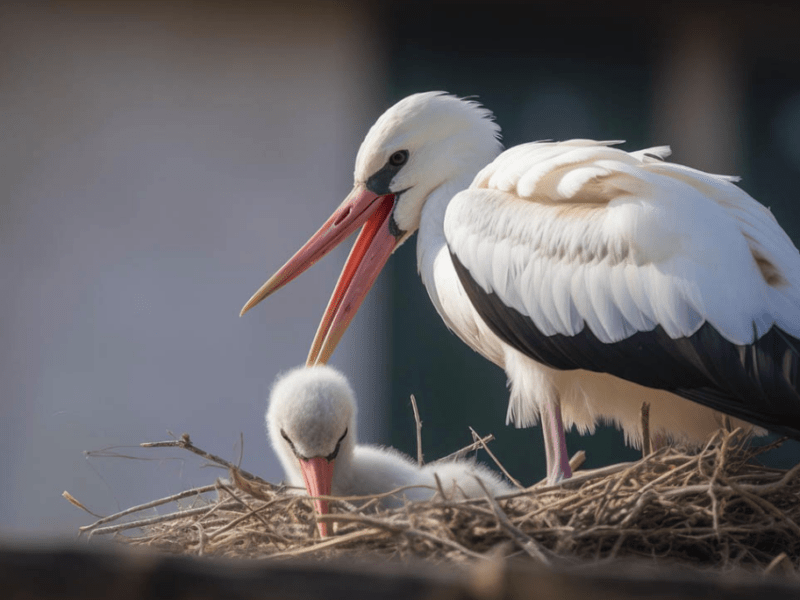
[541,400,572,484]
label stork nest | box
[66,428,800,576]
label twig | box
[569,451,586,472]
[236,432,245,470]
[268,528,386,558]
[722,476,800,536]
[708,428,733,538]
[207,496,286,540]
[764,552,793,576]
[410,394,424,466]
[62,491,104,518]
[469,427,523,490]
[722,415,732,433]
[230,466,280,502]
[317,513,489,561]
[641,402,651,458]
[474,476,551,565]
[535,461,637,491]
[637,453,703,495]
[617,490,657,528]
[77,484,218,533]
[736,461,800,494]
[215,480,272,529]
[749,436,789,457]
[194,522,207,556]
[89,502,240,537]
[433,434,495,464]
[433,472,449,501]
[141,433,273,487]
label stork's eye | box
[280,429,296,452]
[389,150,408,167]
[325,428,348,461]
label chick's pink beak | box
[299,456,336,537]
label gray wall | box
[0,1,388,538]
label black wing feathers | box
[452,252,800,439]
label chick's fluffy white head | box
[354,92,502,238]
[266,365,356,484]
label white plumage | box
[441,138,797,439]
[245,92,800,486]
[448,140,800,345]
[267,365,513,535]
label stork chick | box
[266,365,513,536]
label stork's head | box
[266,365,356,536]
[352,92,502,242]
[241,92,502,364]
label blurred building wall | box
[0,0,389,538]
[652,10,744,174]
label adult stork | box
[243,92,800,483]
[267,364,513,536]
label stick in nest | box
[76,484,219,535]
[469,426,524,490]
[141,433,274,488]
[433,434,495,464]
[568,451,586,472]
[640,401,651,458]
[473,476,552,566]
[409,394,424,466]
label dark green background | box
[382,2,800,482]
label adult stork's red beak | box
[240,185,398,365]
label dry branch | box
[409,394,424,466]
[433,434,495,464]
[469,426,524,490]
[140,433,272,487]
[640,402,651,457]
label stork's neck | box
[416,169,480,300]
[415,135,501,267]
